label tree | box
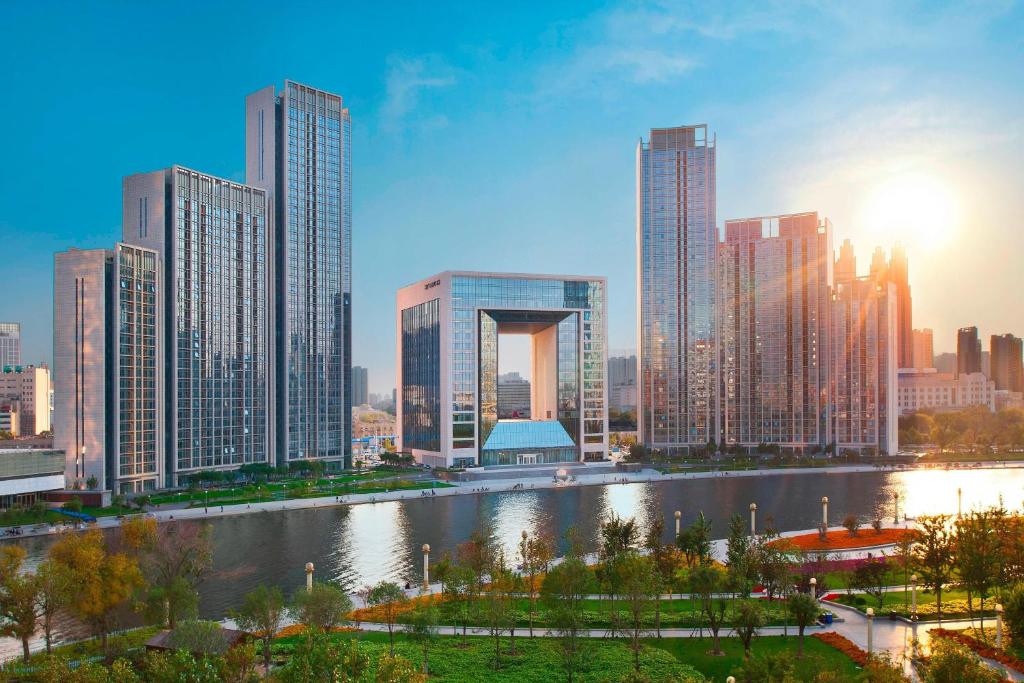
[542,538,590,683]
[843,514,861,537]
[689,563,728,655]
[48,528,144,658]
[732,601,765,658]
[290,581,353,632]
[456,530,493,620]
[615,553,659,671]
[852,557,890,608]
[913,514,955,623]
[438,558,473,643]
[35,559,71,654]
[404,600,440,674]
[482,549,516,669]
[519,530,554,638]
[677,512,713,568]
[122,517,213,629]
[754,536,794,603]
[367,581,407,655]
[787,592,820,657]
[955,509,1001,633]
[600,512,639,560]
[725,513,753,596]
[892,530,919,611]
[231,584,286,670]
[167,619,231,656]
[644,518,677,637]
[275,627,361,683]
[0,545,39,662]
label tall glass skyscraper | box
[123,167,270,485]
[247,81,352,468]
[637,125,717,451]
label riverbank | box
[5,460,1023,541]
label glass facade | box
[718,214,831,449]
[115,244,159,490]
[832,278,896,454]
[172,169,269,473]
[281,81,352,463]
[401,299,440,452]
[0,322,20,369]
[638,125,717,450]
[450,275,606,462]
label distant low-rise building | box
[897,368,996,415]
[0,364,51,436]
[995,390,1024,412]
[497,372,532,419]
[0,448,65,509]
[0,405,19,437]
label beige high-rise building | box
[831,277,898,455]
[912,328,934,370]
[53,245,162,493]
[0,364,51,435]
[718,212,833,450]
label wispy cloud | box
[380,55,457,132]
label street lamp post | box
[958,487,962,518]
[810,576,817,598]
[749,503,757,536]
[674,510,681,537]
[893,492,900,524]
[866,607,874,655]
[422,544,431,590]
[305,562,314,593]
[821,496,829,529]
[911,574,918,618]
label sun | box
[861,172,959,253]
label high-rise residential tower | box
[123,167,270,486]
[53,245,162,492]
[0,323,20,369]
[831,276,898,455]
[912,328,934,370]
[991,334,1023,392]
[637,125,717,451]
[246,81,352,469]
[957,326,982,376]
[889,244,913,369]
[718,213,833,450]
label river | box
[3,466,1023,659]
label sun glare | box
[860,172,959,253]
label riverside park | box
[4,459,1024,682]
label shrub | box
[922,639,1003,683]
[1004,584,1024,643]
[843,514,861,537]
[872,518,883,534]
[62,498,83,513]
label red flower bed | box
[773,528,916,552]
[812,631,870,666]
[930,628,1024,675]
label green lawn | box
[273,631,704,682]
[447,596,799,630]
[830,588,1000,620]
[648,634,862,682]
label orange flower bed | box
[812,631,870,666]
[773,528,916,552]
[346,592,445,623]
[931,628,1024,675]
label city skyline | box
[2,2,1024,395]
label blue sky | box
[1,1,1022,393]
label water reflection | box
[7,468,1024,624]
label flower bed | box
[774,528,916,552]
[812,631,870,666]
[346,592,444,623]
[930,628,1024,675]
